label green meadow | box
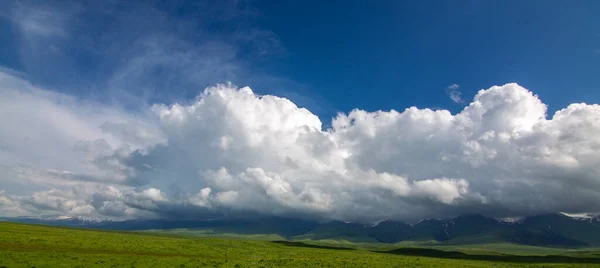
[2,222,600,267]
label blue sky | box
[1,1,600,221]
[255,0,600,116]
[1,0,598,119]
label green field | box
[2,222,600,267]
[137,227,600,255]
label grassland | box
[138,227,600,255]
[1,222,600,267]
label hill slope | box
[2,222,600,267]
[4,213,600,247]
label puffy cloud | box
[1,72,600,222]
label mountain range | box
[3,213,600,247]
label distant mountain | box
[368,221,412,243]
[293,220,374,242]
[216,217,319,237]
[517,213,600,245]
[4,213,600,247]
[509,228,588,247]
[1,215,111,227]
[409,219,449,241]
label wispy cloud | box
[11,7,69,37]
[0,0,327,114]
[445,84,464,104]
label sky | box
[0,0,599,223]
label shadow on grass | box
[271,241,355,250]
[381,247,600,264]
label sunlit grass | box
[1,222,599,267]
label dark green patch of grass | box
[271,241,355,250]
[383,247,600,264]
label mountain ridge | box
[3,213,600,247]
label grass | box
[137,229,286,241]
[1,222,600,267]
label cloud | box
[445,84,463,104]
[0,0,310,106]
[1,0,82,77]
[3,1,73,38]
[0,71,163,200]
[2,71,600,223]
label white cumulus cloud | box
[1,71,600,222]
